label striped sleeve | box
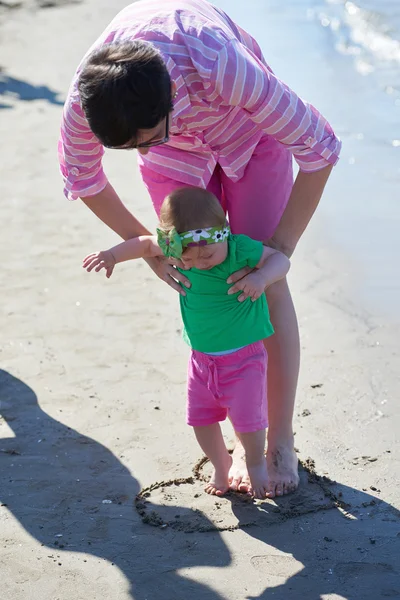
[211,40,342,172]
[58,92,107,200]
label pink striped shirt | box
[59,0,341,200]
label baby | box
[83,187,290,498]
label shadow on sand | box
[0,69,63,108]
[0,369,230,599]
[1,369,399,599]
[135,435,400,599]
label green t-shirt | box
[178,234,274,353]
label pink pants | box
[187,342,268,433]
[139,135,293,241]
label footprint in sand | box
[250,554,303,578]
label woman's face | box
[135,82,176,153]
[108,83,176,152]
[180,242,228,270]
[103,83,175,152]
[136,116,169,155]
[107,115,169,152]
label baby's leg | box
[237,429,269,499]
[194,424,232,496]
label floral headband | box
[156,225,230,259]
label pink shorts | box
[187,341,268,433]
[139,135,293,241]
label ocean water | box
[304,0,400,111]
[215,0,400,317]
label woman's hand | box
[166,257,188,270]
[83,250,116,279]
[145,256,191,295]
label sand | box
[0,1,399,598]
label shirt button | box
[71,167,79,176]
[305,137,313,145]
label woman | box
[59,0,341,497]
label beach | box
[0,0,399,598]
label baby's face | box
[181,242,228,270]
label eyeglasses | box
[104,114,170,150]
[137,113,170,149]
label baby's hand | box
[228,269,266,302]
[83,250,116,279]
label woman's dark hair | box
[78,40,173,148]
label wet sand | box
[0,1,399,598]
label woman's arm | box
[226,166,330,294]
[59,86,190,294]
[267,164,333,257]
[60,92,151,240]
[255,246,291,285]
[212,40,339,256]
[81,183,151,240]
[212,39,341,174]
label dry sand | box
[0,1,399,598]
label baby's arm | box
[254,246,290,288]
[228,246,290,302]
[109,235,163,262]
[83,235,163,278]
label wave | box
[308,0,400,78]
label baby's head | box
[159,187,229,270]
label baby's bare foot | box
[205,454,233,496]
[228,443,252,493]
[248,461,269,499]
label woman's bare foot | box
[266,438,299,497]
[205,453,233,496]
[228,442,252,493]
[248,461,269,499]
